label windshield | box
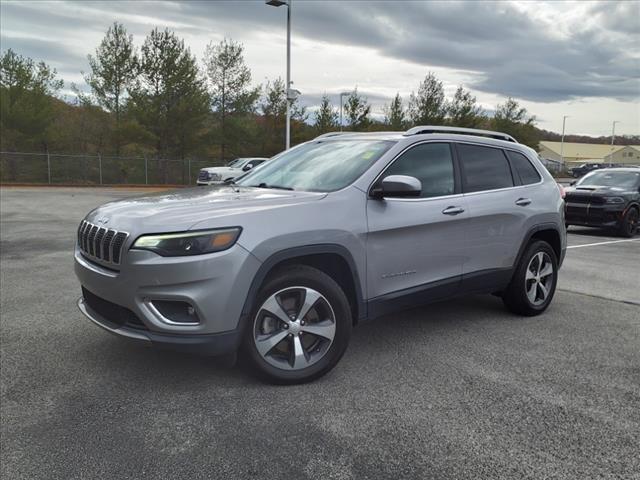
[236,140,394,192]
[227,158,243,168]
[578,170,640,188]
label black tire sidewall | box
[242,265,352,384]
[620,208,638,237]
[504,240,558,316]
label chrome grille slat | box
[77,220,129,267]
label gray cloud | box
[1,0,638,103]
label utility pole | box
[609,121,620,167]
[560,115,569,170]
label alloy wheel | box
[253,287,336,370]
[525,252,554,306]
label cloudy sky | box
[1,0,639,136]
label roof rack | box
[404,126,518,143]
[314,132,351,139]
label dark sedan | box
[565,168,640,237]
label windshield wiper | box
[249,182,294,191]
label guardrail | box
[0,152,225,186]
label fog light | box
[146,299,200,325]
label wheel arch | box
[240,245,366,328]
[513,223,564,271]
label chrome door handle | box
[515,198,532,206]
[442,206,465,215]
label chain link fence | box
[0,152,225,185]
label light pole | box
[609,120,620,167]
[339,91,351,132]
[266,0,293,149]
[560,115,569,170]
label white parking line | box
[567,238,640,249]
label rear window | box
[458,144,514,193]
[506,151,541,185]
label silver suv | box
[75,126,566,384]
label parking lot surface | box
[1,187,639,479]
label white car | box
[197,157,269,185]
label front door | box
[366,142,467,307]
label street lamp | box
[609,120,620,167]
[266,0,293,149]
[560,115,569,170]
[339,91,351,132]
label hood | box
[566,185,632,195]
[201,166,238,174]
[85,186,326,233]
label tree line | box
[2,22,637,166]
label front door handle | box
[515,198,532,206]
[442,206,465,215]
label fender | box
[512,222,565,273]
[239,244,366,330]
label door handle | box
[515,198,532,206]
[442,206,465,215]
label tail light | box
[557,183,566,199]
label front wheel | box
[502,240,558,316]
[618,207,638,238]
[242,265,352,384]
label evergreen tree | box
[314,94,339,134]
[446,86,484,128]
[408,72,446,125]
[383,93,406,130]
[84,22,137,155]
[204,39,259,160]
[344,88,371,131]
[492,97,539,148]
[0,49,63,151]
[129,28,210,178]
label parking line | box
[567,238,640,249]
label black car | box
[570,163,603,178]
[565,168,640,237]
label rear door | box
[366,142,468,301]
[456,143,530,282]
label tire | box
[242,265,352,384]
[618,207,638,238]
[502,240,558,316]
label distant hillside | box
[536,128,640,146]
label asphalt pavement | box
[1,187,638,479]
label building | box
[538,141,640,168]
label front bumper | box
[74,242,261,353]
[196,180,224,186]
[565,203,625,227]
[77,297,241,355]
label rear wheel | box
[618,207,638,238]
[503,241,558,316]
[242,265,352,384]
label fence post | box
[47,152,51,184]
[98,153,103,185]
[188,158,191,185]
[144,155,148,184]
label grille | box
[82,287,147,330]
[78,220,129,266]
[198,170,211,181]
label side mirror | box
[242,163,254,172]
[371,175,422,199]
[570,180,576,186]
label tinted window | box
[383,143,455,198]
[458,144,514,192]
[507,151,541,185]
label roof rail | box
[404,126,518,143]
[314,132,351,139]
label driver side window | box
[384,143,455,198]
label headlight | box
[604,197,624,204]
[210,173,221,181]
[131,228,241,256]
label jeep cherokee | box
[75,126,567,384]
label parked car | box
[75,126,566,384]
[197,157,269,185]
[571,163,603,178]
[565,167,640,237]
